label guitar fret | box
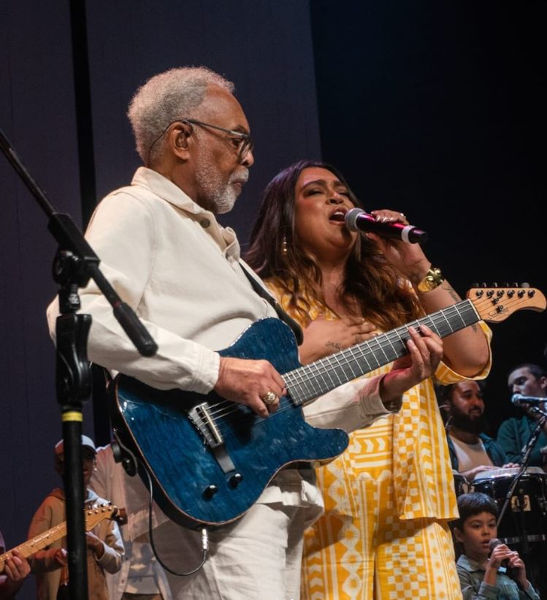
[372,336,391,363]
[328,355,345,386]
[453,304,467,328]
[308,361,331,395]
[384,332,399,360]
[357,345,373,372]
[441,310,454,333]
[322,357,341,387]
[343,347,360,379]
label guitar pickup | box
[188,403,224,448]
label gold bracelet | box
[417,267,445,293]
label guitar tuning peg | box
[481,282,488,287]
[503,282,510,288]
[492,282,498,288]
[521,282,530,288]
[472,282,479,288]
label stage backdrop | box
[310,0,547,431]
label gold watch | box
[417,267,445,293]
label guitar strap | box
[238,261,303,345]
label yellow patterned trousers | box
[301,417,463,600]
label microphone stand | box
[496,407,547,558]
[0,128,158,600]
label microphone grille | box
[489,537,502,552]
[511,394,523,405]
[344,207,364,231]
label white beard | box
[194,160,244,214]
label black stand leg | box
[55,268,93,600]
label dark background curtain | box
[1,3,545,598]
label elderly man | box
[47,67,442,599]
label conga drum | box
[472,467,547,544]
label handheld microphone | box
[511,394,547,406]
[344,208,428,244]
[488,538,523,588]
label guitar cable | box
[144,468,209,576]
[113,432,209,576]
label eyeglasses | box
[182,118,253,161]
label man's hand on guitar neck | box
[215,357,286,418]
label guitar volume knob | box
[203,484,218,499]
[229,473,243,488]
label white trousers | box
[150,502,310,600]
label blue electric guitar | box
[110,286,545,528]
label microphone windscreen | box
[489,537,502,553]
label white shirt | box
[449,434,493,472]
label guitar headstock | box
[85,503,127,529]
[466,285,546,322]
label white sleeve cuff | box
[302,375,398,433]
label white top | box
[449,434,493,473]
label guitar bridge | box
[188,403,224,448]
[188,402,237,475]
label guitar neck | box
[0,504,121,572]
[0,522,67,571]
[286,298,479,405]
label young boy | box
[453,493,539,599]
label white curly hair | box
[127,66,234,164]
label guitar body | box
[111,318,349,528]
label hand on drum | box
[461,463,520,482]
[461,464,493,482]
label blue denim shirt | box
[456,554,539,600]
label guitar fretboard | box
[285,299,479,405]
[0,522,67,570]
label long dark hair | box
[245,160,421,329]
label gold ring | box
[260,391,278,405]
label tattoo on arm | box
[441,281,461,303]
[326,341,343,352]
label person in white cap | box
[27,435,124,600]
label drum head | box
[474,466,544,481]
